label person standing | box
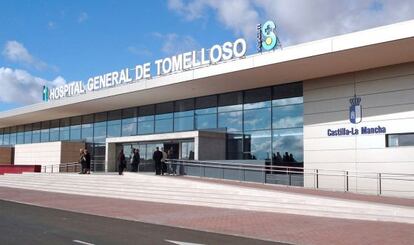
[168,149,177,175]
[83,149,91,174]
[132,149,140,172]
[152,147,163,175]
[79,148,85,174]
[118,149,126,175]
[161,147,168,175]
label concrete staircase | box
[0,172,413,224]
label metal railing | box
[41,162,82,173]
[166,159,414,197]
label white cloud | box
[78,12,88,23]
[127,46,153,57]
[2,41,49,71]
[153,32,199,56]
[0,67,66,105]
[168,0,414,45]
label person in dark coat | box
[84,149,91,174]
[79,148,86,174]
[132,149,140,172]
[153,147,163,175]
[118,149,126,175]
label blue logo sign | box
[349,96,362,124]
[42,86,49,102]
[257,20,279,52]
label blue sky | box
[1,0,413,112]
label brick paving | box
[0,186,413,245]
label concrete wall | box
[0,147,14,165]
[196,131,226,160]
[303,62,414,197]
[14,141,85,172]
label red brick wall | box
[0,147,14,165]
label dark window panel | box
[95,112,107,122]
[156,102,174,115]
[139,105,155,117]
[175,99,194,112]
[244,87,271,105]
[108,110,122,121]
[70,116,82,126]
[196,95,217,110]
[82,114,94,124]
[122,108,138,119]
[218,91,243,107]
[272,82,303,100]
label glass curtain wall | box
[0,82,304,166]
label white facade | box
[303,62,414,196]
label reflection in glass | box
[196,114,217,129]
[272,128,303,163]
[155,118,173,133]
[244,108,271,131]
[243,130,271,160]
[81,123,93,142]
[174,116,194,131]
[218,111,242,132]
[272,96,303,106]
[273,104,303,129]
[122,117,137,136]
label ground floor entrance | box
[116,140,194,172]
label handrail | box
[167,159,414,177]
[166,159,414,196]
[41,162,81,173]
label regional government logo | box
[349,96,362,124]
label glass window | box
[138,116,154,135]
[175,99,194,117]
[387,133,414,147]
[218,92,243,112]
[94,112,107,143]
[174,116,194,131]
[32,123,41,143]
[227,133,243,160]
[16,126,24,144]
[138,105,155,135]
[196,95,217,111]
[272,82,303,106]
[243,130,271,160]
[40,122,50,142]
[244,108,271,131]
[9,127,17,145]
[49,120,60,142]
[272,128,303,163]
[272,104,304,129]
[24,124,32,144]
[155,118,173,133]
[218,111,242,132]
[0,128,3,145]
[59,118,70,141]
[107,110,121,138]
[81,115,94,142]
[156,102,174,115]
[196,114,217,130]
[70,116,81,140]
[94,123,107,143]
[3,128,10,145]
[122,108,137,136]
[244,88,271,109]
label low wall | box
[0,165,41,174]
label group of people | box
[152,147,176,175]
[117,146,176,176]
[79,148,91,174]
[117,148,140,175]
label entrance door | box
[163,143,179,159]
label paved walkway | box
[0,186,413,245]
